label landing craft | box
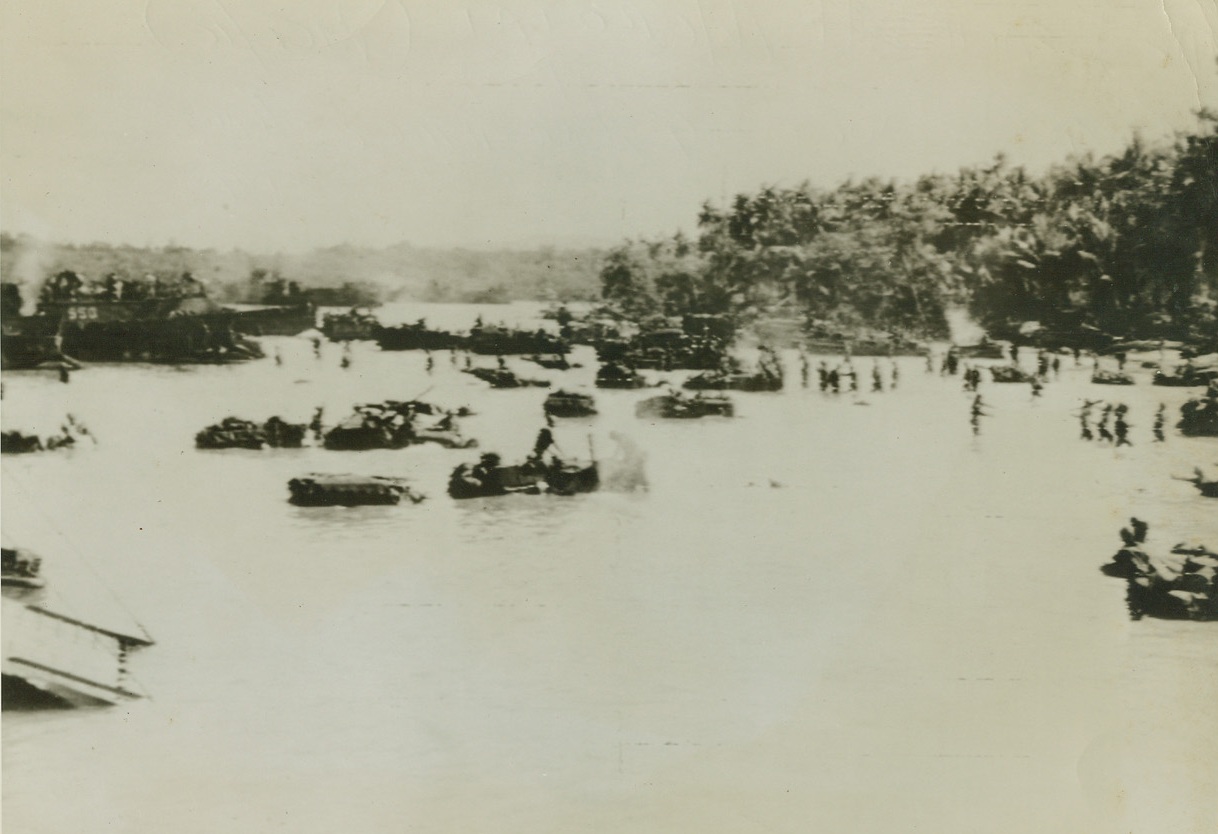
[7,272,263,364]
[287,474,426,507]
[2,542,153,709]
[636,390,735,419]
[544,390,598,417]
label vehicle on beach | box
[1175,468,1218,498]
[1101,339,1184,355]
[682,347,784,392]
[636,390,735,418]
[375,319,466,351]
[1091,370,1135,385]
[448,454,545,498]
[2,417,92,454]
[524,353,576,370]
[463,367,551,388]
[1154,367,1218,387]
[226,303,316,337]
[195,416,307,450]
[0,312,74,371]
[841,337,926,357]
[222,271,318,337]
[1153,356,1218,387]
[1002,320,1115,352]
[595,362,652,389]
[989,365,1034,383]
[953,339,1009,359]
[683,366,782,392]
[1178,384,1218,437]
[544,459,600,495]
[1182,340,1218,359]
[321,307,381,341]
[468,324,568,356]
[596,327,726,370]
[563,318,624,347]
[287,473,425,506]
[447,452,598,498]
[544,390,597,417]
[1103,536,1218,622]
[323,401,476,450]
[1,431,48,454]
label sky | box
[2,0,1216,253]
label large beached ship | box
[2,272,263,366]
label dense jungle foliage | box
[600,111,1218,342]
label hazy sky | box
[2,0,1216,252]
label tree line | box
[599,111,1217,343]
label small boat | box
[989,365,1033,383]
[600,326,729,371]
[323,416,399,450]
[287,474,425,506]
[323,401,476,450]
[953,340,1008,359]
[1,431,46,454]
[463,367,551,388]
[842,337,927,357]
[447,453,598,498]
[2,546,45,591]
[544,390,597,417]
[1175,469,1218,498]
[636,391,735,418]
[467,325,568,356]
[525,353,577,370]
[683,369,782,392]
[375,319,466,351]
[595,363,651,389]
[1179,390,1218,437]
[321,307,380,341]
[195,416,307,450]
[1102,339,1184,355]
[1092,370,1135,385]
[227,303,317,337]
[2,419,92,454]
[411,424,480,448]
[1153,365,1218,387]
[448,454,546,498]
[544,460,600,495]
[1103,538,1218,622]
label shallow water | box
[3,303,1216,834]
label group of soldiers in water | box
[314,334,489,377]
[268,327,1212,449]
[1078,401,1134,446]
[1,414,93,454]
[795,353,899,394]
[39,269,206,304]
[1077,401,1171,446]
[1106,518,1218,622]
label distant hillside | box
[0,234,604,310]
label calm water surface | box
[3,302,1216,834]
